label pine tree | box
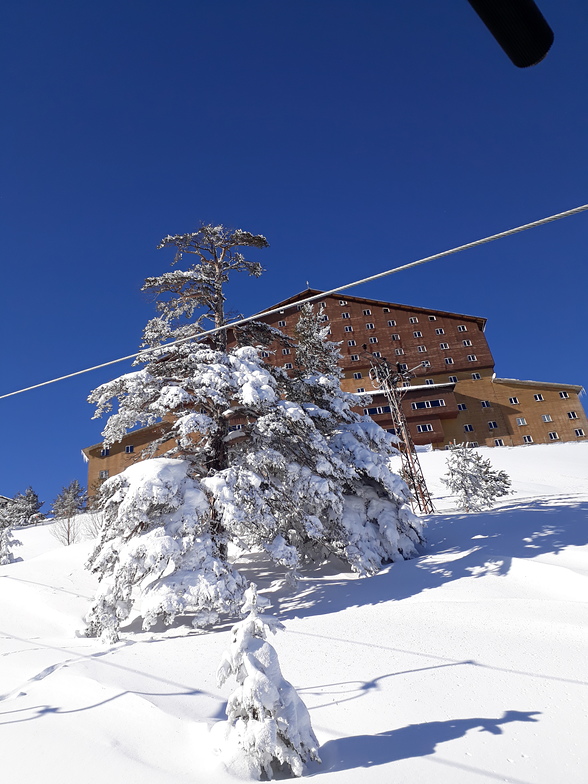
[441,443,512,512]
[8,487,44,526]
[214,583,320,779]
[84,225,423,641]
[0,506,21,565]
[51,480,86,545]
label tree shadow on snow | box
[308,710,540,774]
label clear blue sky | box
[1,0,587,508]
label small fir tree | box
[441,443,512,512]
[51,480,86,545]
[6,487,44,526]
[214,584,320,779]
[0,508,21,565]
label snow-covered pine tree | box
[84,225,423,641]
[51,479,86,545]
[0,504,21,565]
[214,583,320,779]
[441,442,512,512]
[5,487,44,526]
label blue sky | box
[1,0,586,508]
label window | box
[350,354,359,362]
[548,431,559,441]
[284,362,293,369]
[369,336,378,344]
[391,333,400,341]
[353,372,362,379]
[494,439,505,447]
[402,381,411,387]
[425,379,434,385]
[282,348,291,355]
[448,375,458,383]
[99,470,109,480]
[395,348,404,355]
[516,417,527,426]
[523,435,533,444]
[462,339,473,347]
[464,424,474,432]
[457,403,467,411]
[125,445,134,454]
[261,351,270,358]
[100,448,109,457]
[567,411,578,419]
[417,345,427,352]
[472,373,481,380]
[509,397,519,405]
[421,360,431,367]
[387,319,396,327]
[229,424,243,432]
[278,320,286,327]
[413,330,423,338]
[439,342,449,349]
[339,300,347,306]
[372,351,381,358]
[411,399,446,410]
[399,363,408,371]
[365,323,375,330]
[382,307,390,313]
[341,312,350,319]
[344,326,353,333]
[559,391,569,399]
[416,424,434,433]
[534,394,544,401]
[428,315,437,321]
[348,339,356,346]
[468,441,479,447]
[365,406,392,415]
[435,328,445,335]
[481,400,491,408]
[319,314,328,322]
[409,316,418,324]
[363,309,372,316]
[467,354,477,362]
[488,421,498,430]
[457,325,467,332]
[542,414,552,422]
[356,387,365,393]
[445,357,454,365]
[575,428,585,437]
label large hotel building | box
[84,289,587,489]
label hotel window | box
[369,336,378,343]
[542,414,552,422]
[435,328,445,335]
[261,351,270,358]
[391,333,400,341]
[348,339,356,346]
[548,431,559,441]
[488,421,498,430]
[534,394,544,401]
[339,300,348,305]
[99,470,109,480]
[350,354,359,361]
[399,363,408,371]
[523,435,533,444]
[445,357,454,365]
[319,314,328,322]
[411,399,446,410]
[575,429,585,437]
[448,375,458,383]
[472,373,481,380]
[457,325,467,332]
[417,345,427,353]
[382,307,390,313]
[363,309,372,316]
[509,397,519,405]
[284,363,293,369]
[559,391,569,399]
[355,387,364,393]
[494,439,505,447]
[516,417,527,426]
[100,448,109,457]
[464,424,474,432]
[439,342,449,349]
[422,360,431,367]
[468,441,479,447]
[228,424,243,432]
[481,400,491,408]
[278,320,286,327]
[409,316,418,324]
[125,445,134,454]
[282,348,291,355]
[365,323,375,330]
[567,411,578,419]
[344,326,353,332]
[428,315,437,321]
[395,348,404,355]
[387,319,396,327]
[402,381,411,387]
[462,339,473,347]
[353,372,362,379]
[425,379,434,385]
[457,403,467,411]
[341,312,350,319]
[413,330,423,338]
[416,424,434,433]
[467,354,477,362]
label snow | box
[2,441,588,782]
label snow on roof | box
[493,377,584,393]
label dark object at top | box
[468,0,554,67]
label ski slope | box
[1,442,587,783]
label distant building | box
[83,289,587,487]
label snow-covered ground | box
[2,442,587,783]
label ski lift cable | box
[1,202,587,402]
